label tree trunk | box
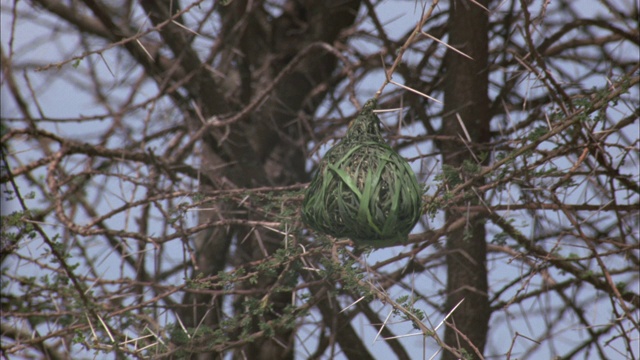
[441,0,491,358]
[171,1,361,359]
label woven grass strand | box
[302,99,422,247]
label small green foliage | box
[318,254,372,300]
[574,97,591,111]
[185,272,205,289]
[3,210,26,226]
[255,256,278,279]
[217,268,246,290]
[581,270,595,279]
[459,348,473,360]
[281,304,301,329]
[248,273,259,285]
[557,178,577,189]
[532,164,559,177]
[273,247,294,262]
[394,295,426,330]
[72,329,85,345]
[2,189,15,201]
[566,253,580,260]
[526,126,548,142]
[424,195,443,219]
[259,321,274,337]
[492,231,509,245]
[340,266,368,297]
[190,192,205,202]
[462,159,481,175]
[549,108,564,122]
[436,164,462,187]
[1,211,28,254]
[168,322,221,351]
[0,121,9,139]
[250,247,300,285]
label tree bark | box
[440,1,491,358]
[168,1,362,359]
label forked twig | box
[375,0,440,99]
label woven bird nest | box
[302,99,422,246]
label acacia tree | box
[1,0,638,359]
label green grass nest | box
[302,99,423,247]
